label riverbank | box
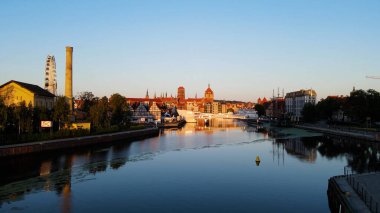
[0,128,159,157]
[296,124,380,142]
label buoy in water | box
[255,156,261,162]
[255,156,261,166]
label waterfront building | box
[221,103,227,113]
[149,102,161,120]
[186,101,199,112]
[204,102,212,113]
[0,80,55,109]
[212,102,222,114]
[177,86,186,110]
[204,84,214,103]
[131,102,154,123]
[44,55,57,95]
[125,84,254,115]
[285,89,317,121]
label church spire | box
[145,89,149,99]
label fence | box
[344,165,380,213]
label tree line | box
[302,89,380,125]
[0,92,133,144]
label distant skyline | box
[1,0,379,102]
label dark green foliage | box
[109,93,129,126]
[254,104,266,117]
[90,96,110,129]
[346,89,380,122]
[316,96,345,120]
[77,91,96,114]
[302,103,317,123]
[52,96,71,129]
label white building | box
[44,55,57,95]
[285,89,317,121]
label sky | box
[0,0,379,102]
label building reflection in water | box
[0,119,379,209]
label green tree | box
[302,103,317,123]
[53,96,70,129]
[366,89,380,122]
[77,91,96,114]
[254,104,266,117]
[32,107,51,133]
[316,97,345,120]
[90,96,110,128]
[109,93,128,126]
[0,98,7,131]
[14,101,33,134]
[347,89,368,122]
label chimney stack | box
[65,46,73,111]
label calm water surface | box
[0,119,379,213]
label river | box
[0,119,379,212]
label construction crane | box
[366,76,380,79]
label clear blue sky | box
[1,0,379,102]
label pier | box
[328,172,380,213]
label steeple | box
[145,89,149,99]
[154,92,156,99]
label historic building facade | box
[0,80,55,109]
[285,89,317,120]
[126,84,253,119]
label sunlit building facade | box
[285,89,317,121]
[0,80,55,109]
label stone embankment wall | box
[0,128,159,157]
[296,125,379,142]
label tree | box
[254,104,266,117]
[52,96,70,129]
[316,97,345,120]
[77,91,96,114]
[302,103,317,123]
[90,96,110,128]
[109,93,128,126]
[14,101,33,134]
[0,98,7,131]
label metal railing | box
[344,165,380,213]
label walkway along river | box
[0,119,379,212]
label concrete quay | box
[328,173,380,213]
[0,128,159,157]
[296,124,379,142]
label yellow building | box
[0,80,55,109]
